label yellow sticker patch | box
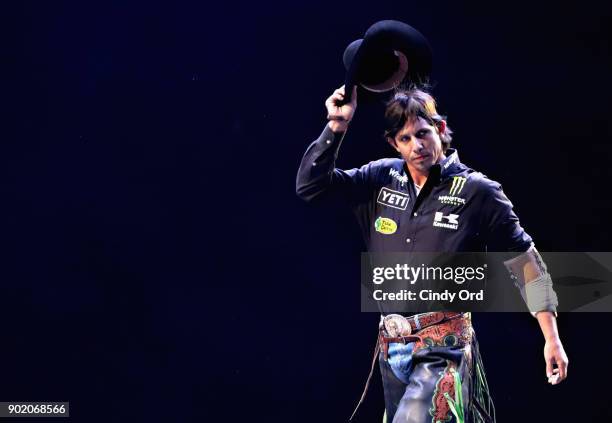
[374,217,397,235]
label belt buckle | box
[383,314,412,338]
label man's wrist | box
[327,120,349,133]
[535,311,561,343]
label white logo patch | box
[443,153,458,169]
[377,188,410,210]
[438,195,466,206]
[389,169,408,186]
[433,212,459,230]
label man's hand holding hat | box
[325,85,357,133]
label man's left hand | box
[544,338,568,385]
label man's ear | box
[437,120,447,135]
[387,137,399,153]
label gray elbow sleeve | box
[520,273,559,315]
[504,245,559,316]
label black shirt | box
[296,125,533,254]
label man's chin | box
[411,161,432,172]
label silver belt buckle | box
[383,314,412,337]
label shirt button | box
[406,238,411,243]
[312,162,317,166]
[326,139,331,144]
[413,212,418,217]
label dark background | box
[4,0,612,421]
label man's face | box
[388,116,446,175]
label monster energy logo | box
[449,176,467,196]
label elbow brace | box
[503,245,558,316]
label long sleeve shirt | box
[296,125,533,254]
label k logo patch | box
[433,212,460,230]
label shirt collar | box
[401,148,463,187]
[437,148,463,179]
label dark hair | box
[384,87,453,152]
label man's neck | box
[408,154,446,188]
[411,171,428,188]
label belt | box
[379,311,464,360]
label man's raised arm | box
[296,86,357,202]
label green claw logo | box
[449,176,467,196]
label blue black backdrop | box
[4,1,612,421]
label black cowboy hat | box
[342,20,433,103]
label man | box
[296,85,569,422]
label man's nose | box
[412,137,424,151]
